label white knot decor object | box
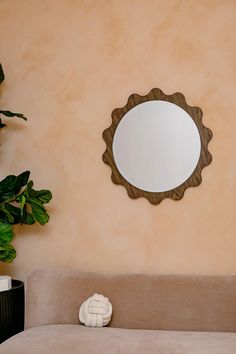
[79,293,112,328]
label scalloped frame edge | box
[102,88,213,205]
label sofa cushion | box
[0,325,236,354]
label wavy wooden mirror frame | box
[102,88,213,205]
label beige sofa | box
[1,268,236,353]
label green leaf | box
[0,222,14,243]
[0,172,30,202]
[29,189,52,204]
[0,175,17,202]
[3,204,21,224]
[22,208,35,225]
[0,63,4,84]
[31,201,50,225]
[0,243,16,263]
[0,110,27,121]
[0,212,9,224]
[0,226,14,267]
[0,204,14,223]
[27,180,34,188]
[15,171,30,195]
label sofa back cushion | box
[26,268,236,332]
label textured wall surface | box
[0,0,236,280]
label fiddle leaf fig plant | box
[0,223,16,263]
[0,63,52,263]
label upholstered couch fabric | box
[26,268,236,332]
[1,268,235,354]
[1,325,236,354]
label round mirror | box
[103,88,212,204]
[112,101,201,192]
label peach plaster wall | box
[0,0,236,280]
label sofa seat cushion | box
[1,325,236,354]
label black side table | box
[0,280,24,343]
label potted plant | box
[0,63,52,342]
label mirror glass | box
[112,101,201,192]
